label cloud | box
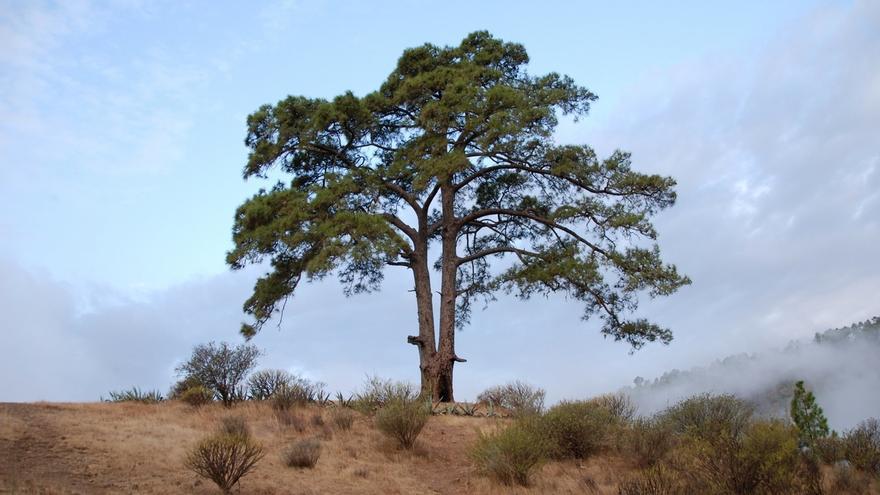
[582,0,880,357]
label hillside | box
[0,402,624,494]
[625,317,880,429]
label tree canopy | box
[227,31,690,400]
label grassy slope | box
[0,402,622,495]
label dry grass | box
[1,402,878,494]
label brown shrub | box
[331,408,355,431]
[281,438,321,469]
[625,417,676,468]
[184,433,264,494]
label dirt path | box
[0,403,99,494]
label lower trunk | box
[422,358,455,403]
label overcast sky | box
[1,0,877,405]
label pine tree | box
[790,380,830,448]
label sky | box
[1,1,877,410]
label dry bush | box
[814,432,846,464]
[184,433,264,494]
[589,392,637,423]
[176,341,260,407]
[104,387,163,404]
[477,380,545,417]
[617,464,683,495]
[281,438,321,469]
[247,369,293,401]
[310,412,325,427]
[470,420,551,486]
[626,417,676,468]
[831,461,872,495]
[375,400,430,449]
[271,378,328,411]
[352,376,419,414]
[658,393,754,440]
[331,408,355,431]
[219,416,250,438]
[536,400,613,460]
[179,385,214,408]
[844,418,880,475]
[274,408,306,432]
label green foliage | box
[790,380,830,448]
[534,400,613,460]
[179,385,213,408]
[470,420,552,486]
[374,399,431,449]
[104,387,163,404]
[184,432,264,494]
[228,32,689,395]
[843,418,880,475]
[676,419,801,495]
[169,375,205,400]
[281,439,321,469]
[658,393,754,441]
[476,381,545,417]
[175,341,260,407]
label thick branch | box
[456,246,541,266]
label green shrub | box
[658,393,753,440]
[626,417,676,468]
[282,439,321,468]
[375,399,430,449]
[476,380,545,417]
[169,375,205,399]
[678,419,800,495]
[184,433,264,494]
[104,387,164,404]
[470,420,551,486]
[844,418,880,475]
[180,385,214,408]
[331,408,355,431]
[351,376,419,414]
[535,400,613,460]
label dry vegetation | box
[1,398,879,494]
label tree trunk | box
[410,243,439,399]
[433,182,459,403]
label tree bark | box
[434,181,459,402]
[410,245,438,399]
